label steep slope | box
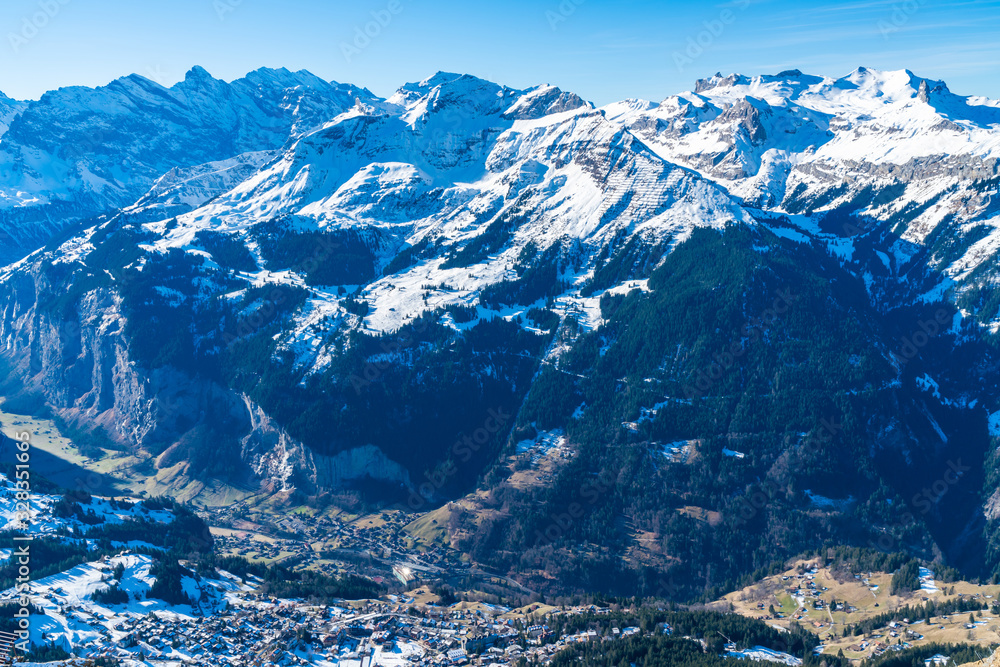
[609,69,1000,324]
[598,67,1000,588]
[455,224,993,596]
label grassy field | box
[0,398,261,505]
[716,558,1000,661]
[404,506,451,547]
[0,401,134,495]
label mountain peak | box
[415,71,464,90]
[184,65,215,82]
[694,72,750,93]
[504,84,592,120]
[241,66,330,91]
[838,66,946,93]
[393,72,472,99]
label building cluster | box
[57,593,654,666]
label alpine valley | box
[3,64,1000,608]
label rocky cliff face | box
[239,396,411,493]
[0,262,413,495]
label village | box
[55,584,654,667]
[201,501,474,592]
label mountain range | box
[1,65,999,598]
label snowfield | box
[0,474,174,537]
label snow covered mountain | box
[611,67,1000,320]
[0,66,378,264]
[0,70,750,488]
[153,72,748,336]
[2,66,1000,598]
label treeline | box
[49,492,212,553]
[221,311,544,479]
[258,568,383,603]
[93,560,131,605]
[860,643,998,667]
[549,636,731,667]
[195,230,258,273]
[192,552,384,603]
[53,491,103,525]
[252,220,379,286]
[450,225,984,602]
[0,601,44,635]
[548,609,820,659]
[846,597,990,636]
[148,559,195,606]
[479,245,565,309]
[22,642,72,663]
[92,583,131,605]
[0,536,105,591]
[827,547,912,575]
[83,502,214,556]
[890,560,921,594]
[549,634,846,667]
[440,207,522,270]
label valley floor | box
[4,398,999,667]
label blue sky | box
[1,0,998,103]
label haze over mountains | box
[2,64,1000,597]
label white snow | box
[989,410,1000,437]
[727,646,803,666]
[804,490,854,510]
[516,429,572,459]
[919,567,939,592]
[0,474,174,536]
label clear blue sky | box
[1,0,998,104]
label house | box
[446,648,468,664]
[462,633,498,654]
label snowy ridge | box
[0,67,382,264]
[117,72,749,342]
